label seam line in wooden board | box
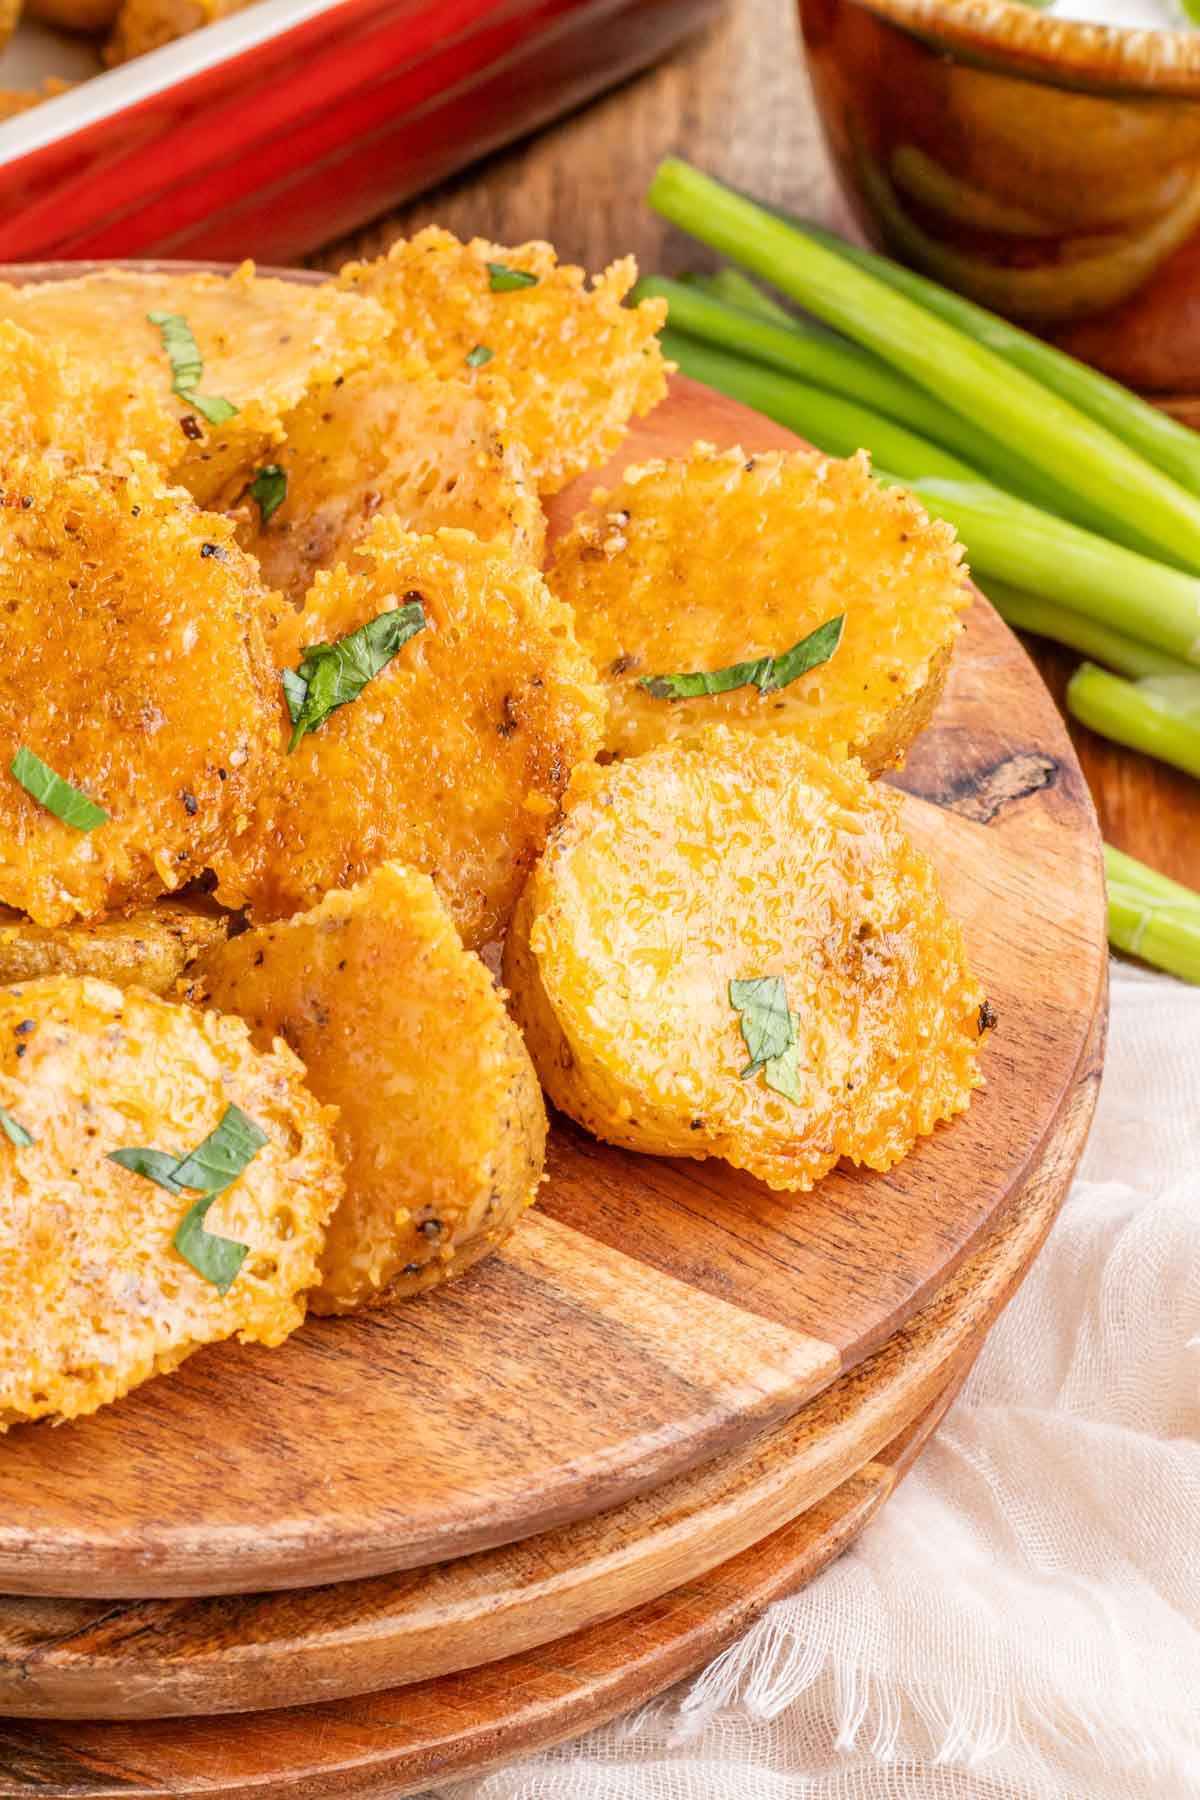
[0,1034,1100,1724]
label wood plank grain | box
[0,996,1096,1720]
[0,372,1104,1602]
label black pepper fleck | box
[14,1019,35,1036]
[978,999,998,1036]
[200,542,229,561]
[181,791,198,816]
[180,414,203,441]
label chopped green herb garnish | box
[246,463,287,524]
[465,343,495,367]
[170,1105,268,1197]
[729,976,792,1076]
[10,748,108,832]
[486,262,538,292]
[173,1193,249,1296]
[108,1147,186,1192]
[0,1105,33,1148]
[107,1104,267,1295]
[284,601,427,751]
[147,311,238,427]
[729,977,802,1103]
[641,614,844,702]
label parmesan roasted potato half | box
[0,898,229,994]
[504,732,988,1192]
[0,319,177,473]
[0,265,390,506]
[213,518,606,947]
[27,0,118,30]
[547,444,971,772]
[0,456,280,927]
[230,368,545,607]
[339,228,668,494]
[0,977,342,1430]
[105,0,255,63]
[191,863,546,1313]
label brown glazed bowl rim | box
[851,0,1200,96]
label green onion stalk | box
[792,220,1200,502]
[984,582,1191,680]
[677,270,1172,560]
[1067,663,1200,781]
[660,328,1200,666]
[1105,845,1200,983]
[648,158,1200,575]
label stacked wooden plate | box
[0,380,1108,1800]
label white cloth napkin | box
[436,963,1200,1799]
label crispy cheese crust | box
[230,368,545,606]
[0,318,177,472]
[0,977,343,1430]
[213,519,606,947]
[191,862,546,1312]
[105,0,255,62]
[0,457,280,927]
[0,265,390,505]
[504,732,988,1192]
[546,444,971,773]
[339,228,668,494]
[0,898,229,994]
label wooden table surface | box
[319,0,1199,893]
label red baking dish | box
[0,0,720,262]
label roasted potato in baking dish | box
[27,0,119,28]
[105,0,255,62]
[229,368,545,606]
[191,863,546,1312]
[339,228,668,494]
[0,265,390,505]
[0,977,342,1430]
[504,731,988,1192]
[0,456,279,927]
[213,518,605,946]
[0,897,229,993]
[546,444,970,772]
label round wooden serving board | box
[0,313,1108,1600]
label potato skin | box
[0,457,280,927]
[213,518,606,947]
[228,368,545,606]
[0,898,229,994]
[190,863,546,1312]
[546,444,970,774]
[0,265,390,506]
[504,731,988,1192]
[339,228,668,494]
[0,977,343,1430]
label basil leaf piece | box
[247,464,287,523]
[465,343,494,368]
[108,1105,266,1295]
[729,976,793,1077]
[10,748,108,832]
[174,1193,250,1297]
[286,601,427,751]
[0,1105,33,1148]
[147,310,238,427]
[486,261,538,292]
[762,1039,803,1104]
[640,613,845,702]
[280,666,308,726]
[170,1104,268,1195]
[107,1146,186,1193]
